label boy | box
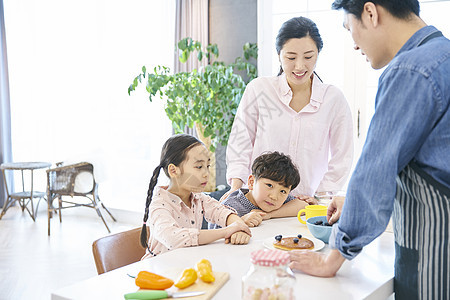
[210,151,305,228]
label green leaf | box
[197,51,203,61]
[204,126,213,137]
[142,66,146,74]
[178,38,189,51]
[212,44,219,57]
[179,50,188,63]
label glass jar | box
[242,249,296,300]
[314,190,345,206]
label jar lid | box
[250,249,290,266]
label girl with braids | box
[141,134,251,259]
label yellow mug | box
[297,205,327,224]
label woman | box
[224,17,354,201]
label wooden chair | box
[46,162,116,235]
[92,227,147,274]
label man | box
[288,1,450,299]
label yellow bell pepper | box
[174,268,197,289]
[195,259,215,283]
[134,271,174,290]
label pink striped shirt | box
[142,187,235,259]
[226,74,354,196]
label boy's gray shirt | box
[208,188,293,229]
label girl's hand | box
[289,249,346,277]
[242,211,266,227]
[295,195,318,205]
[223,221,251,240]
[226,232,251,245]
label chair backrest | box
[47,162,95,196]
[92,227,146,274]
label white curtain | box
[0,0,13,206]
[174,0,209,73]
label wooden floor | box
[0,202,141,300]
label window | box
[4,0,175,211]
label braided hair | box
[140,134,203,252]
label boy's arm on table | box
[263,198,307,220]
[241,211,266,227]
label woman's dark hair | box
[275,16,323,79]
[331,0,420,20]
[251,151,301,190]
[140,134,202,251]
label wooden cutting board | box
[165,271,230,300]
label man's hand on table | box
[289,249,346,277]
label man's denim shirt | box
[330,26,450,259]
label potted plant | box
[128,37,257,190]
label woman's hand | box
[295,195,318,205]
[220,178,243,202]
[327,196,345,224]
[242,211,266,227]
[289,249,346,277]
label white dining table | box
[51,217,395,300]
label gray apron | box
[393,161,449,299]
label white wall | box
[4,0,175,212]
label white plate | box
[262,235,325,252]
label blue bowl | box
[306,216,334,244]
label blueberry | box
[275,235,282,241]
[297,234,302,239]
[314,220,323,225]
[324,222,331,226]
[293,238,299,243]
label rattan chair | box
[92,227,147,274]
[46,162,116,235]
